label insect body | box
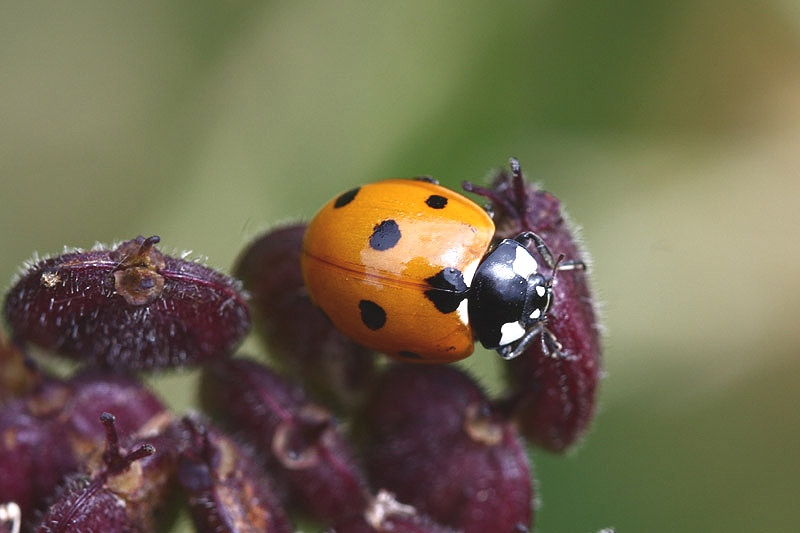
[301,177,581,363]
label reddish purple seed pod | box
[235,225,375,411]
[61,370,171,459]
[176,413,292,533]
[464,158,602,452]
[35,412,179,533]
[0,377,73,522]
[329,491,459,533]
[3,235,250,370]
[202,358,370,523]
[0,371,168,523]
[362,364,533,533]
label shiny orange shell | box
[301,179,495,363]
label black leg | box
[496,323,572,361]
[514,232,586,272]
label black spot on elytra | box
[359,300,386,330]
[334,187,360,208]
[425,194,448,209]
[424,267,468,314]
[398,350,422,359]
[426,268,467,292]
[369,220,401,251]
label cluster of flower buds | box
[0,371,172,520]
[36,412,177,532]
[0,159,604,532]
[1,236,254,531]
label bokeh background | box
[2,1,799,532]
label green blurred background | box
[2,1,799,531]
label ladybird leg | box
[513,231,557,268]
[550,251,586,272]
[514,232,586,272]
[497,323,572,360]
[539,325,565,358]
[496,323,545,360]
[541,325,583,360]
[555,260,586,272]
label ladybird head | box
[468,239,551,351]
[526,251,568,326]
[524,271,552,327]
[468,231,582,361]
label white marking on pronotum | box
[499,321,526,346]
[536,285,546,297]
[511,245,537,279]
[530,308,541,320]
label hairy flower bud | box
[203,358,370,523]
[362,364,533,533]
[235,225,375,411]
[4,236,250,370]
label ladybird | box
[301,175,582,363]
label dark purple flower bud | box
[362,364,533,533]
[176,413,292,533]
[4,235,250,370]
[0,371,168,523]
[464,158,602,452]
[235,225,375,411]
[35,412,178,533]
[328,491,459,533]
[62,371,171,460]
[202,358,370,523]
[0,378,74,522]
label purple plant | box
[0,158,605,531]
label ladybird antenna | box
[548,253,565,288]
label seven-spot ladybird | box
[301,173,583,363]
